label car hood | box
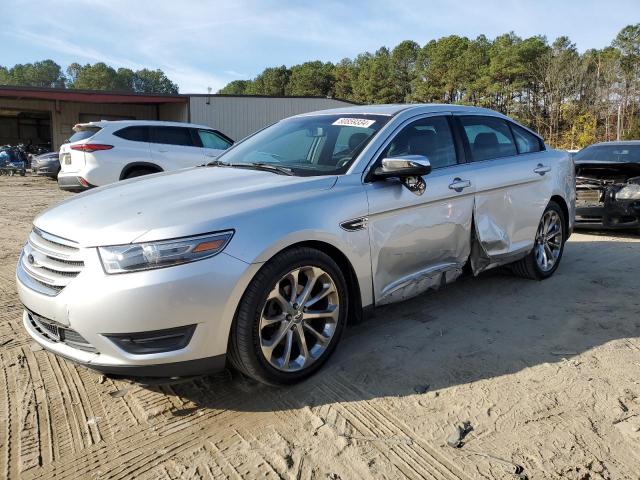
[34,167,337,246]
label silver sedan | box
[16,104,575,384]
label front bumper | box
[17,248,260,377]
[575,201,640,230]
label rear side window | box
[381,116,457,169]
[459,116,517,161]
[149,127,195,147]
[511,124,542,153]
[198,130,231,150]
[113,126,149,142]
[68,127,101,143]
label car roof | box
[294,103,509,118]
[74,120,213,130]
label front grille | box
[27,310,97,353]
[18,227,84,296]
[576,188,602,206]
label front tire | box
[228,247,348,385]
[511,200,566,280]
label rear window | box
[114,126,149,142]
[574,145,640,163]
[68,127,101,143]
[149,127,195,147]
[460,116,517,161]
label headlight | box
[616,184,640,200]
[98,231,233,274]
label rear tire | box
[228,247,348,385]
[511,200,566,280]
[123,168,157,179]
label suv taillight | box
[70,144,113,153]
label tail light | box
[70,144,113,153]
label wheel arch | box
[119,162,163,180]
[550,194,570,241]
[253,240,365,325]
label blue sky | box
[2,0,638,93]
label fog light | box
[105,325,196,354]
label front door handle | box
[448,178,471,192]
[157,148,168,153]
[534,164,551,175]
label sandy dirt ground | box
[1,175,640,480]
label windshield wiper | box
[207,160,293,176]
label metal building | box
[188,95,355,141]
[0,86,354,151]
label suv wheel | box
[124,168,156,179]
[228,247,348,385]
[511,200,565,280]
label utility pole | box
[617,103,622,141]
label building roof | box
[0,85,186,104]
[0,85,357,105]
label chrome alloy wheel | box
[534,210,563,272]
[259,266,339,372]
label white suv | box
[57,120,233,191]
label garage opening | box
[0,109,52,151]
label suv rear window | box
[68,127,101,143]
[149,127,195,147]
[114,126,149,142]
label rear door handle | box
[157,148,169,153]
[534,164,551,175]
[448,178,471,192]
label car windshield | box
[213,114,390,176]
[574,144,640,163]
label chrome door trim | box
[378,262,464,306]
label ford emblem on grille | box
[27,253,35,264]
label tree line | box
[220,24,640,149]
[0,60,179,95]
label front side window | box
[198,130,232,150]
[150,127,195,147]
[379,116,457,169]
[460,116,517,161]
[511,124,542,153]
[215,114,390,176]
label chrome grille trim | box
[17,228,84,296]
[27,310,97,353]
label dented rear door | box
[456,114,553,266]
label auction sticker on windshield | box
[332,118,376,128]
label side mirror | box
[373,155,431,195]
[374,155,431,179]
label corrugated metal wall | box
[189,96,354,141]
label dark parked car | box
[575,141,640,230]
[32,152,60,178]
[0,147,26,176]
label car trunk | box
[60,125,102,173]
